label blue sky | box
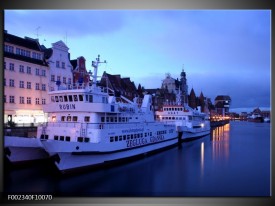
[4,10,271,112]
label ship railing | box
[43,121,162,130]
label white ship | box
[38,55,178,173]
[155,93,210,141]
[4,136,48,164]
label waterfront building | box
[43,40,73,91]
[214,95,231,116]
[70,56,90,86]
[100,71,138,101]
[4,31,50,126]
[161,73,178,94]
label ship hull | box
[42,137,178,173]
[4,136,48,164]
[182,129,210,141]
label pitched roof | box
[215,95,231,101]
[4,31,41,51]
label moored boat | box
[38,55,178,173]
[4,136,49,164]
[155,94,210,141]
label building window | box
[9,63,14,71]
[62,62,65,68]
[35,98,40,105]
[51,75,55,82]
[27,97,31,104]
[19,65,24,73]
[63,77,66,84]
[57,76,61,81]
[56,61,60,68]
[5,45,14,53]
[27,82,31,89]
[26,50,31,57]
[9,79,15,87]
[19,96,25,104]
[68,78,72,84]
[19,81,24,88]
[41,69,46,77]
[42,98,46,105]
[42,84,46,91]
[27,66,31,74]
[35,68,40,76]
[9,96,15,103]
[35,83,40,90]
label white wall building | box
[4,31,50,125]
[44,41,73,91]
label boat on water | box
[37,55,178,173]
[247,114,264,123]
[155,95,210,141]
[4,136,48,164]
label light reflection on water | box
[211,123,230,161]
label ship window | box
[123,135,126,140]
[45,135,49,139]
[68,95,73,102]
[84,116,90,122]
[55,96,59,102]
[79,95,83,101]
[59,96,63,102]
[145,133,147,137]
[115,136,118,141]
[140,133,143,138]
[169,108,171,111]
[110,136,114,142]
[73,95,78,101]
[110,117,114,122]
[119,136,122,141]
[73,116,78,121]
[64,95,68,102]
[101,117,105,122]
[114,117,117,122]
[172,117,175,120]
[189,116,192,121]
[118,117,121,122]
[131,134,134,139]
[89,95,93,102]
[150,132,152,136]
[67,116,71,121]
[84,138,89,143]
[54,135,58,140]
[65,136,70,141]
[77,137,83,142]
[61,116,65,121]
[60,136,64,141]
[51,96,55,102]
[106,117,109,122]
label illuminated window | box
[52,116,56,122]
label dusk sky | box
[4,10,271,112]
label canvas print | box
[3,10,271,197]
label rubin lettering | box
[59,104,76,110]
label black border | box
[1,0,273,205]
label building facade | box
[214,95,231,115]
[4,31,50,125]
[43,40,73,91]
[71,56,91,86]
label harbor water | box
[4,121,271,197]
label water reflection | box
[200,142,204,177]
[211,124,230,161]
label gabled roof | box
[215,95,231,101]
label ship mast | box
[91,55,106,89]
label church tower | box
[180,67,188,104]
